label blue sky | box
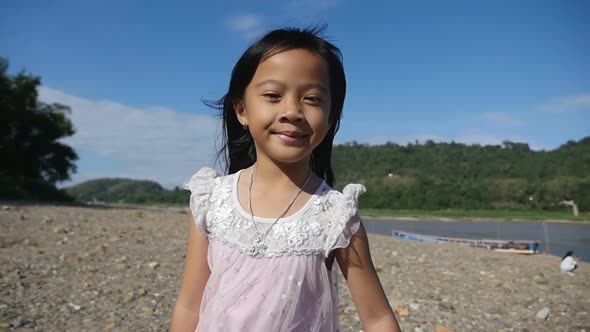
[1,0,589,188]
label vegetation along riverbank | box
[360,208,590,223]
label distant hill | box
[332,136,589,211]
[333,137,590,183]
[65,136,590,211]
[65,178,187,204]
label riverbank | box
[360,208,590,223]
[1,204,588,331]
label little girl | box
[170,27,401,332]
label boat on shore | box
[392,230,540,254]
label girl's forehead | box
[251,49,330,87]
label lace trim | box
[323,184,366,256]
[193,171,364,258]
[210,234,324,258]
[183,167,219,235]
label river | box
[363,218,590,262]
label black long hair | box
[207,26,346,187]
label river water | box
[363,218,590,262]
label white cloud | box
[226,14,264,39]
[482,112,524,126]
[285,0,341,11]
[409,134,446,144]
[455,131,505,146]
[539,94,590,113]
[454,130,548,150]
[39,87,220,188]
[355,134,445,146]
[354,131,548,151]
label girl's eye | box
[304,96,321,105]
[263,93,281,102]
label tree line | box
[63,137,589,212]
[332,139,589,211]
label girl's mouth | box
[273,131,308,144]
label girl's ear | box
[234,99,247,126]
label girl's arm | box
[335,221,401,332]
[169,216,211,332]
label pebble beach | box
[1,204,588,331]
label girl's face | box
[235,48,332,166]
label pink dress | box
[184,168,365,332]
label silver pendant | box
[248,232,267,256]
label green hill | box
[65,178,187,204]
[332,136,589,211]
[64,136,589,212]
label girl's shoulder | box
[312,182,366,228]
[316,182,366,257]
[182,167,236,212]
[183,167,236,235]
[320,183,366,210]
[184,167,218,183]
[183,167,236,193]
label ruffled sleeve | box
[183,167,219,235]
[324,183,366,257]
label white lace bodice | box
[184,167,365,258]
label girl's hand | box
[335,221,401,332]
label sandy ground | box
[1,203,589,332]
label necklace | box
[247,164,312,256]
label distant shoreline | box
[360,209,590,224]
[2,200,588,223]
[364,215,590,224]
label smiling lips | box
[273,131,308,144]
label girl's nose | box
[280,99,304,122]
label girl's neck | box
[237,155,321,219]
[250,157,312,190]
